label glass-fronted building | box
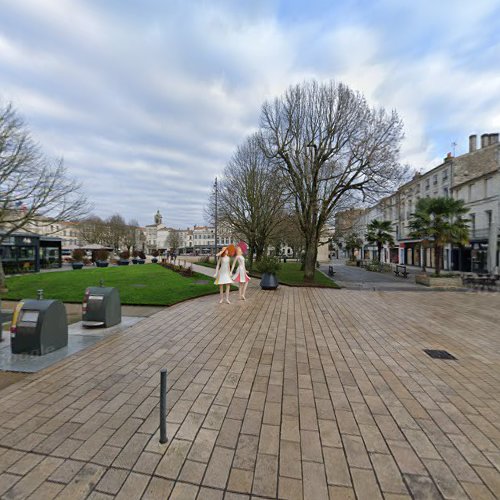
[0,233,62,273]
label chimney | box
[469,134,477,152]
[489,133,499,145]
[481,133,489,148]
[444,152,453,163]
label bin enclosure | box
[10,299,68,355]
[82,287,121,327]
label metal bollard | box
[159,369,168,443]
[37,289,44,300]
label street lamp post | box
[214,177,218,259]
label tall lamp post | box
[214,177,218,259]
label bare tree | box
[260,80,406,280]
[79,216,108,245]
[106,214,127,252]
[214,134,288,268]
[166,230,181,253]
[0,102,90,287]
[122,218,144,253]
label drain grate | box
[424,349,457,360]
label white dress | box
[232,255,250,283]
[214,256,233,285]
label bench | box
[328,265,336,277]
[394,265,408,278]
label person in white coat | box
[230,246,250,300]
[214,247,233,304]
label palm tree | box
[366,220,395,262]
[408,197,469,276]
[344,232,363,260]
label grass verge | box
[197,261,338,288]
[2,264,222,306]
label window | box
[486,210,492,228]
[442,170,448,181]
[468,184,474,201]
[470,213,475,234]
[425,179,430,190]
[443,187,449,197]
[433,174,438,185]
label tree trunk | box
[247,242,256,270]
[377,242,382,262]
[434,245,441,276]
[421,244,426,272]
[0,259,7,292]
[303,240,318,282]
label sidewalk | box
[0,284,499,498]
[321,260,424,291]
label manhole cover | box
[424,349,457,360]
[131,284,147,288]
[193,280,209,285]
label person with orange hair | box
[214,247,233,303]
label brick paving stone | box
[371,452,408,494]
[342,434,371,469]
[278,476,303,500]
[155,439,191,479]
[95,467,129,495]
[323,447,351,487]
[279,440,302,479]
[26,480,64,499]
[252,453,278,497]
[328,485,356,499]
[142,476,173,499]
[115,471,149,498]
[302,461,328,500]
[3,456,61,499]
[351,468,383,500]
[203,446,234,489]
[0,286,499,498]
[300,429,323,462]
[227,467,253,494]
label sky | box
[1,0,499,228]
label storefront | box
[0,233,62,274]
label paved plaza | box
[0,282,499,499]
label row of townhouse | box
[336,132,500,274]
[145,211,238,254]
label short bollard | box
[159,369,168,444]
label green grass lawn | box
[197,260,338,288]
[2,264,221,306]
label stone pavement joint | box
[0,281,499,499]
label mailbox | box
[82,286,121,327]
[10,299,68,355]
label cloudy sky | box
[1,0,499,227]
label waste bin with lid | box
[82,286,121,328]
[10,298,68,355]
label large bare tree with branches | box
[214,134,288,268]
[260,80,406,280]
[0,102,90,288]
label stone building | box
[335,132,500,273]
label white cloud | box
[0,0,498,226]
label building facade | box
[336,132,500,273]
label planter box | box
[118,259,130,266]
[96,261,109,268]
[72,262,84,270]
[415,274,462,288]
[137,259,145,264]
[132,259,138,264]
[346,260,358,267]
[260,272,279,290]
[151,258,158,264]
